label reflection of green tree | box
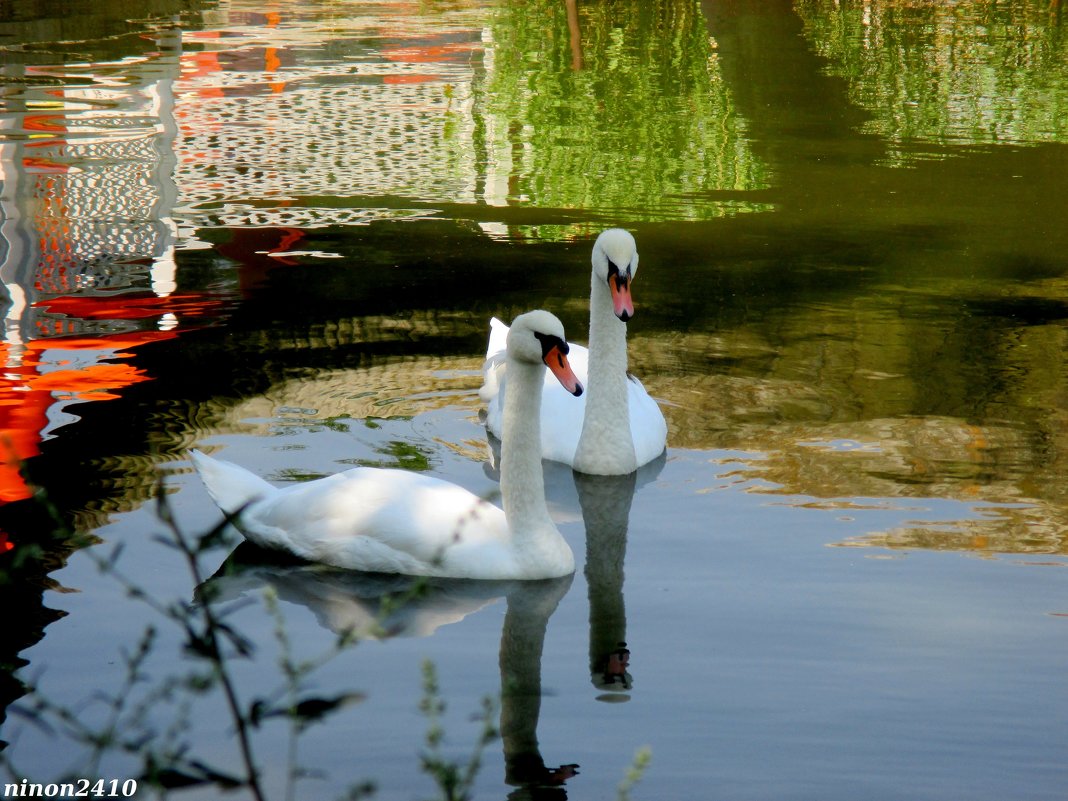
[638,259,1068,553]
[795,0,1068,153]
[476,0,769,227]
[346,440,434,471]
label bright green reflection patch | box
[477,0,771,226]
[796,0,1068,158]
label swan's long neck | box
[574,274,637,474]
[500,359,556,536]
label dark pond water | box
[2,0,1067,799]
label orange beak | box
[544,345,583,396]
[609,274,634,321]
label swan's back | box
[626,374,669,467]
[480,317,665,468]
[252,469,505,553]
[194,453,521,578]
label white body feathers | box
[193,311,578,580]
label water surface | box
[1,1,1067,799]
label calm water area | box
[1,0,1067,798]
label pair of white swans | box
[192,229,666,580]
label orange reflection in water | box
[0,291,227,503]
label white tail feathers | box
[478,317,510,403]
[189,449,276,515]
[485,316,509,358]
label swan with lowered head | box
[192,310,583,580]
[480,229,667,475]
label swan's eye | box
[533,331,569,361]
[607,261,630,289]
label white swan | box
[480,229,667,475]
[191,310,583,580]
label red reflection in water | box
[0,292,228,503]
[381,42,479,64]
[35,292,223,323]
[381,38,480,84]
[2,5,485,508]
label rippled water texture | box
[1,1,1067,799]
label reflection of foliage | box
[274,468,333,482]
[476,0,769,226]
[344,440,435,471]
[639,273,1068,555]
[796,0,1068,150]
[274,440,435,476]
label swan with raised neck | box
[193,310,582,580]
[574,228,642,474]
[481,229,667,475]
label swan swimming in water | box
[192,310,583,580]
[481,229,667,475]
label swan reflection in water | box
[484,438,665,701]
[206,547,578,796]
[574,451,663,701]
[575,471,636,699]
